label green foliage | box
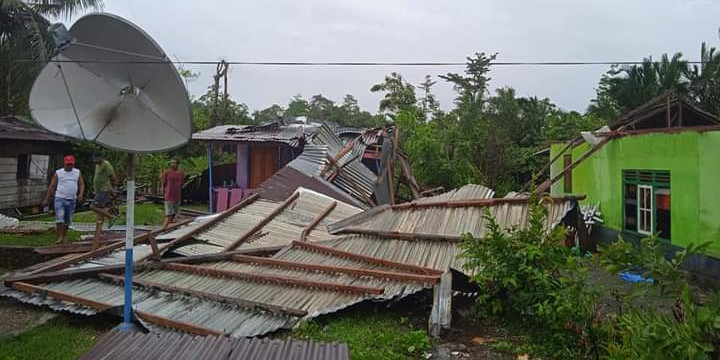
[0,315,108,360]
[598,237,720,360]
[460,197,598,358]
[370,72,418,117]
[292,313,430,360]
[0,229,81,247]
[0,0,103,116]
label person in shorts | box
[162,157,184,228]
[90,154,116,249]
[43,155,85,244]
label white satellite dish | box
[30,13,191,152]
[29,13,192,332]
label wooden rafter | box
[291,240,443,275]
[163,263,384,295]
[299,201,336,241]
[223,192,299,252]
[97,273,307,317]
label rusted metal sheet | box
[192,123,308,147]
[79,330,350,360]
[0,116,66,141]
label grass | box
[0,230,82,247]
[34,203,166,226]
[0,315,111,360]
[292,311,431,360]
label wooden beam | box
[11,282,113,311]
[133,311,221,336]
[334,228,463,242]
[163,263,384,295]
[391,195,586,210]
[231,254,440,284]
[291,240,444,275]
[4,262,161,285]
[596,124,720,137]
[521,136,583,192]
[28,219,193,274]
[223,192,299,252]
[11,281,220,336]
[299,201,336,242]
[156,193,260,256]
[428,271,452,337]
[98,273,307,317]
[3,248,279,286]
[534,138,611,194]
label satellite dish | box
[29,13,191,152]
[28,13,192,332]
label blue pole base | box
[114,321,142,332]
[120,247,134,331]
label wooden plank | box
[11,282,113,311]
[392,196,584,210]
[28,219,194,274]
[157,193,261,256]
[299,201,336,242]
[98,273,307,317]
[231,254,440,284]
[163,263,384,295]
[223,192,299,252]
[134,310,221,336]
[4,262,160,285]
[291,240,444,275]
[335,228,463,242]
[428,271,452,337]
[534,138,611,195]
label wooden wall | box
[0,140,68,212]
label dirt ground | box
[0,297,57,339]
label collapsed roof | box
[1,184,583,338]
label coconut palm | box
[687,42,720,116]
[0,0,102,116]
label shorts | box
[54,198,76,225]
[93,191,111,208]
[164,201,179,216]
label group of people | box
[43,155,185,249]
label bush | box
[460,196,600,358]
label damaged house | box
[546,92,720,278]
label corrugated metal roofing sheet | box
[0,116,66,141]
[177,188,362,255]
[79,330,350,360]
[192,123,308,147]
[416,184,495,203]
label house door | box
[249,146,278,188]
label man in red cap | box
[43,155,85,243]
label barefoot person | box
[43,155,85,244]
[90,154,116,249]
[162,157,184,228]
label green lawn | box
[34,203,166,226]
[0,230,82,247]
[292,310,431,360]
[0,315,111,360]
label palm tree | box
[686,42,720,116]
[0,0,102,116]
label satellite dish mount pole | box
[119,153,136,331]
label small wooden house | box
[0,116,69,213]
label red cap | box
[63,155,75,166]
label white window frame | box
[637,185,653,235]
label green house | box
[549,94,720,262]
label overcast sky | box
[59,0,720,113]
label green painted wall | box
[550,131,720,256]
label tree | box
[252,104,285,124]
[416,75,439,118]
[370,72,418,117]
[286,94,308,117]
[440,52,497,109]
[687,42,720,116]
[0,0,103,116]
[192,85,253,132]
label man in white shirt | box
[43,155,85,244]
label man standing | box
[43,155,84,244]
[90,154,116,249]
[162,157,184,228]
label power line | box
[2,59,716,66]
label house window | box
[623,170,671,240]
[563,154,572,193]
[16,154,29,179]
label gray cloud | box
[58,0,720,113]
